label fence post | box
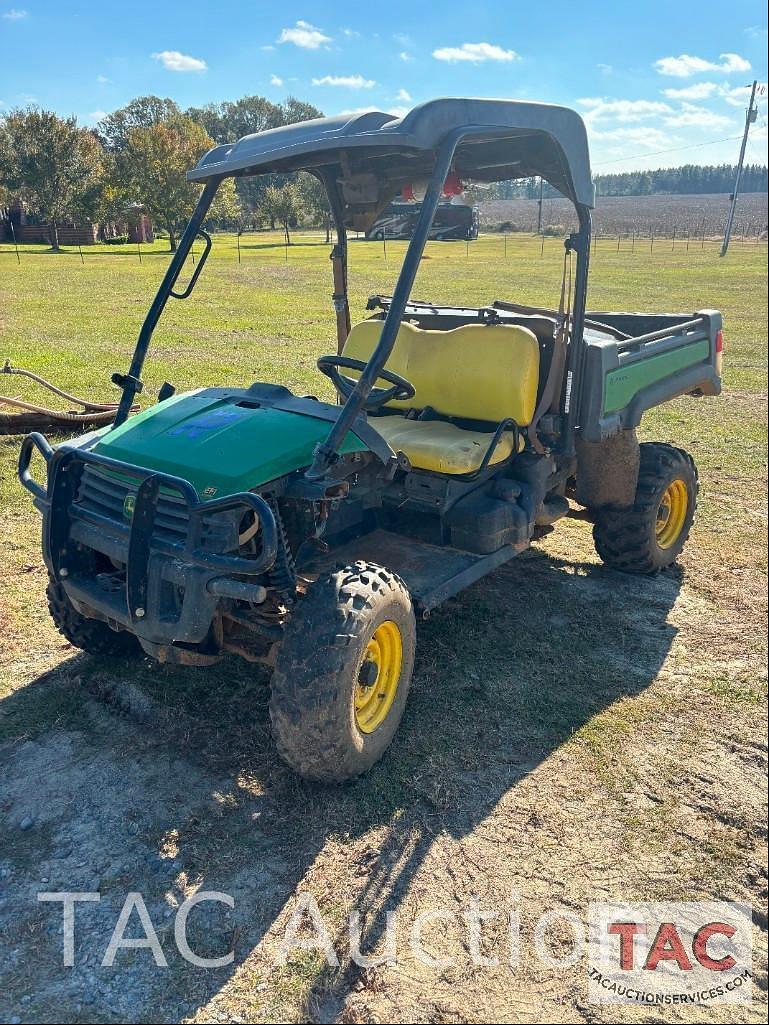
[650,230,655,253]
[540,234,545,257]
[617,233,621,252]
[671,226,676,251]
[236,231,241,265]
[631,229,636,253]
[9,219,21,264]
[78,244,85,265]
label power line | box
[593,134,745,166]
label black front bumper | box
[19,433,278,645]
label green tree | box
[186,95,323,218]
[97,95,181,150]
[111,115,238,250]
[0,107,105,250]
[262,182,303,245]
[296,172,332,240]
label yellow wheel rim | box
[354,620,403,734]
[656,479,689,549]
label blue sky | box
[1,1,767,172]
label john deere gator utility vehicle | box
[19,99,723,781]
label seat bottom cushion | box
[371,414,519,475]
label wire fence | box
[0,227,766,269]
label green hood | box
[92,388,367,498]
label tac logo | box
[123,494,136,520]
[588,902,753,1005]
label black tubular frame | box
[305,130,464,479]
[112,176,221,428]
[108,132,594,468]
[560,207,592,457]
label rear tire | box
[269,561,416,782]
[47,574,142,657]
[592,443,698,575]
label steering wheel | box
[316,355,415,410]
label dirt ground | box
[0,517,766,1024]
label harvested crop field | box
[0,232,767,1023]
[479,192,769,236]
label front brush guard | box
[19,433,278,640]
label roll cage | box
[110,100,595,483]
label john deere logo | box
[123,494,136,520]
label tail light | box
[402,173,465,203]
[715,329,724,376]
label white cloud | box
[312,74,375,89]
[2,8,27,19]
[589,126,674,149]
[578,97,673,124]
[342,28,360,39]
[432,42,520,63]
[152,50,207,72]
[654,52,751,77]
[597,63,613,74]
[399,51,412,62]
[662,82,718,100]
[720,84,753,107]
[88,110,108,122]
[278,20,331,50]
[395,88,411,102]
[270,74,284,87]
[664,105,733,128]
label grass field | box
[0,231,767,1023]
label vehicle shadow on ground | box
[0,547,683,1022]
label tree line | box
[491,164,768,200]
[2,93,767,250]
[0,95,329,250]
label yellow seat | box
[342,318,539,474]
[373,415,519,475]
[343,318,540,425]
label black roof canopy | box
[188,98,596,208]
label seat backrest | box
[342,319,540,426]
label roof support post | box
[318,168,351,354]
[560,206,592,457]
[305,131,462,480]
[112,177,220,429]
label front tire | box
[47,574,142,657]
[592,443,698,575]
[269,561,416,782]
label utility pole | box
[536,176,544,235]
[720,80,759,257]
